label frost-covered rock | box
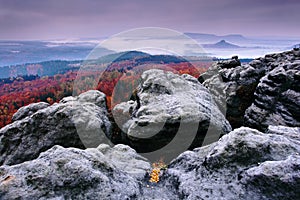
[162,126,300,200]
[241,155,300,200]
[199,57,264,128]
[12,102,50,121]
[199,49,300,130]
[1,126,299,199]
[244,57,300,131]
[0,144,150,200]
[113,69,231,162]
[0,90,111,166]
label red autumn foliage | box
[0,72,76,127]
[0,61,210,128]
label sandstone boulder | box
[0,144,150,199]
[113,69,231,163]
[0,90,111,166]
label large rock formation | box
[0,50,299,199]
[113,69,232,162]
[1,126,299,199]
[0,144,150,200]
[244,52,300,131]
[199,56,264,128]
[162,126,300,200]
[199,49,300,130]
[0,90,111,166]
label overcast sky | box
[0,0,299,40]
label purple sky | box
[0,0,299,40]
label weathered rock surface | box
[162,126,300,200]
[244,56,300,131]
[199,56,264,128]
[241,155,300,200]
[113,69,232,162]
[199,49,300,130]
[0,144,151,200]
[0,90,111,166]
[0,50,299,199]
[1,126,298,199]
[12,102,50,121]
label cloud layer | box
[0,0,299,39]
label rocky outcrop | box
[0,90,111,166]
[1,126,299,199]
[244,54,300,131]
[0,50,299,199]
[199,56,264,128]
[0,144,150,200]
[162,126,300,200]
[199,49,300,130]
[113,69,231,163]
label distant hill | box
[0,51,188,78]
[0,60,82,79]
[202,40,241,49]
[86,50,187,66]
[185,33,247,42]
[92,51,150,64]
[0,40,114,67]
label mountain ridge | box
[202,40,241,49]
[185,32,248,42]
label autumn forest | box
[0,52,211,128]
